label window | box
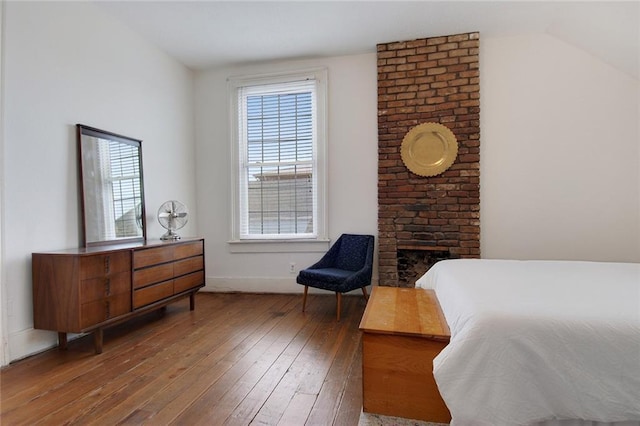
[229,69,328,248]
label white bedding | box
[415,259,640,426]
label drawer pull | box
[104,256,111,274]
[104,279,111,296]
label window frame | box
[228,68,329,253]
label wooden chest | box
[359,286,451,423]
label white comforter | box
[415,259,640,426]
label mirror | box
[77,124,146,247]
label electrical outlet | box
[289,262,296,273]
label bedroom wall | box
[0,0,7,366]
[2,12,636,364]
[194,54,379,293]
[480,34,639,262]
[195,32,638,297]
[1,1,196,363]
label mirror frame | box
[77,124,147,247]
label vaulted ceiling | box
[96,1,639,78]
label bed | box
[415,259,640,426]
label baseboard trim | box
[7,327,67,364]
[203,276,376,294]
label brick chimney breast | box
[377,32,481,287]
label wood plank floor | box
[0,292,368,425]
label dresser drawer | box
[80,252,130,279]
[174,271,204,294]
[174,241,203,260]
[133,246,174,269]
[174,256,204,277]
[80,293,131,329]
[81,271,131,303]
[133,280,173,308]
[133,263,174,289]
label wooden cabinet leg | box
[58,332,67,350]
[190,292,195,311]
[93,328,103,354]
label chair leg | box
[361,286,369,301]
[336,292,342,322]
[302,286,309,312]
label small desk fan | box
[157,200,188,240]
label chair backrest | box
[333,234,374,272]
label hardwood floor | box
[0,292,367,425]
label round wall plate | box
[400,122,458,177]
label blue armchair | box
[296,234,374,321]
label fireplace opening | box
[396,247,455,287]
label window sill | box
[228,238,330,253]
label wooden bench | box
[359,286,451,423]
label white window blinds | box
[237,78,318,239]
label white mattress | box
[415,259,640,426]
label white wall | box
[194,54,379,293]
[2,1,196,363]
[481,34,639,262]
[0,0,7,366]
[2,9,637,364]
[195,32,639,298]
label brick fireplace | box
[378,32,481,287]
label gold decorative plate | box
[400,123,458,177]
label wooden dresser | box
[32,238,205,354]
